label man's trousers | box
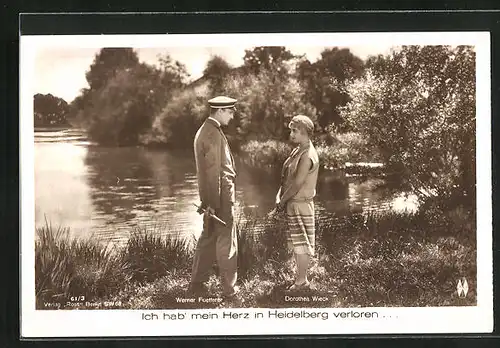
[190,204,238,296]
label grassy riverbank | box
[35,203,476,310]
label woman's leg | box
[287,201,314,287]
[294,252,310,285]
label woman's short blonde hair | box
[288,115,315,137]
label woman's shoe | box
[287,280,311,291]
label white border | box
[20,32,492,337]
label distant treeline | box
[34,93,70,127]
[37,45,476,206]
[60,46,366,147]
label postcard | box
[20,31,492,337]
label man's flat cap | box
[208,96,237,109]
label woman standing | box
[270,115,319,290]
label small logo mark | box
[457,278,469,298]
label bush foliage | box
[141,89,207,148]
[342,45,475,201]
[221,71,317,142]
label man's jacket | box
[194,118,236,211]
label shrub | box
[142,89,207,148]
[240,139,292,168]
[240,136,379,173]
[221,71,317,142]
[342,46,476,201]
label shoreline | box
[34,127,389,178]
[34,125,73,132]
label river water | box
[34,129,418,246]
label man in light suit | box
[189,96,240,301]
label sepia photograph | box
[20,32,492,337]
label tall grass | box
[35,222,193,308]
[124,226,194,282]
[236,211,290,281]
[35,223,75,303]
[35,220,131,308]
[36,203,476,309]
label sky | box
[34,45,395,103]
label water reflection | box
[35,130,94,239]
[234,160,282,216]
[34,129,419,247]
[84,146,204,245]
[85,147,158,222]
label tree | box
[157,54,190,91]
[203,55,233,95]
[69,48,141,127]
[85,48,140,91]
[85,62,172,146]
[146,89,207,148]
[243,46,298,76]
[221,69,317,142]
[296,47,364,132]
[343,45,475,203]
[75,50,189,145]
[33,93,69,126]
[67,88,91,126]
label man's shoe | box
[188,282,209,295]
[224,295,244,307]
[223,287,244,306]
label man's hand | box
[196,204,205,215]
[197,204,215,215]
[196,203,213,214]
[194,203,227,226]
[204,206,216,217]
